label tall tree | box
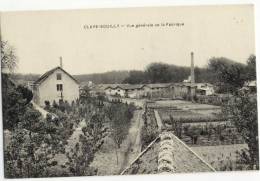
[223,93,258,169]
[106,103,134,165]
[1,41,18,73]
[246,54,256,81]
[144,62,190,83]
[2,78,33,130]
[207,57,247,93]
[122,70,146,84]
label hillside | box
[74,70,129,84]
[10,70,130,85]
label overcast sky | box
[0,5,255,75]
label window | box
[57,84,63,91]
[57,73,62,80]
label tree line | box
[123,55,256,94]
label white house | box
[32,66,79,106]
[195,83,215,96]
[242,80,256,93]
[104,84,146,98]
[113,85,126,97]
[104,85,118,96]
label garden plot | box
[155,100,222,124]
[158,109,222,124]
[155,100,220,110]
[154,99,244,147]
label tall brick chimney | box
[190,52,195,84]
[59,56,63,68]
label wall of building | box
[196,84,215,96]
[37,69,79,106]
[105,88,114,95]
[114,88,125,97]
[127,89,139,98]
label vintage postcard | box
[0,4,258,178]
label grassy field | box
[191,144,249,171]
[90,136,124,175]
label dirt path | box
[154,109,163,132]
[31,101,57,119]
[31,101,49,118]
[119,109,144,172]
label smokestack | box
[59,56,63,68]
[190,52,195,84]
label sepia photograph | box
[0,4,259,178]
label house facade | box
[33,66,79,106]
[104,85,125,97]
[242,80,256,93]
[105,84,145,98]
[195,83,215,96]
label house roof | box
[118,84,145,90]
[104,83,172,90]
[104,84,145,90]
[121,132,215,175]
[103,82,215,90]
[196,83,214,87]
[34,66,79,85]
[146,83,172,89]
[174,82,197,87]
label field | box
[90,136,125,175]
[191,144,249,171]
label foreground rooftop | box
[121,132,215,175]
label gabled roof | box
[121,132,215,175]
[118,84,145,90]
[34,66,79,85]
